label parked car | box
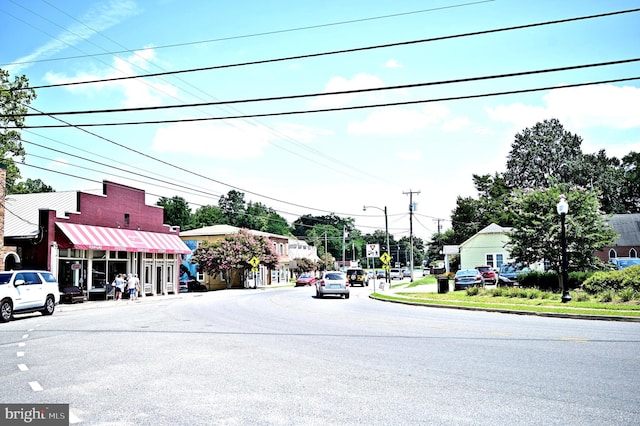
[610,257,640,270]
[476,265,496,285]
[453,269,484,290]
[187,280,208,292]
[390,268,403,280]
[0,270,61,322]
[346,268,368,287]
[498,264,529,283]
[295,273,317,287]
[316,271,350,299]
[376,270,386,279]
[402,268,411,277]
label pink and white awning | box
[56,222,192,254]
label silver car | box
[316,271,350,299]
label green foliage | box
[465,286,481,296]
[9,178,54,194]
[156,196,192,231]
[292,257,316,273]
[618,288,637,303]
[582,265,640,295]
[517,271,559,291]
[1,69,37,189]
[509,184,616,274]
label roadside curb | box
[369,293,640,322]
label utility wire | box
[3,0,495,67]
[12,7,639,91]
[10,58,639,118]
[16,76,640,128]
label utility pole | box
[403,189,420,282]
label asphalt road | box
[1,285,639,425]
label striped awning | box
[56,223,192,254]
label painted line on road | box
[18,364,28,371]
[22,334,29,339]
[555,337,589,343]
[18,342,25,347]
[17,351,25,357]
[29,381,43,392]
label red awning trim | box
[56,223,192,254]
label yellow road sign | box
[251,267,259,273]
[380,252,391,263]
[249,257,260,267]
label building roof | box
[459,223,512,247]
[180,224,291,241]
[607,214,640,246]
[4,191,81,238]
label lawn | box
[373,276,640,319]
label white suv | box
[0,270,61,322]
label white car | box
[0,270,60,322]
[390,268,403,280]
[316,271,350,299]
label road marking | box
[17,351,24,357]
[69,410,82,424]
[555,337,589,343]
[18,364,28,371]
[18,342,25,347]
[29,381,43,392]
[22,334,29,339]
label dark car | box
[187,280,208,292]
[454,269,484,290]
[295,273,316,286]
[476,265,497,285]
[346,268,368,287]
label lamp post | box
[556,195,572,303]
[363,205,389,284]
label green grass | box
[371,282,640,319]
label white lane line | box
[69,411,82,424]
[29,381,43,392]
[22,334,29,339]
[18,342,25,347]
[18,364,29,371]
[27,328,34,332]
[17,351,25,357]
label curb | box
[369,293,640,322]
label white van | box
[0,270,61,322]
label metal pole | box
[384,206,390,284]
[560,212,571,303]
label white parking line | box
[29,381,43,392]
[17,351,24,357]
[18,364,28,371]
[22,334,29,339]
[18,342,25,347]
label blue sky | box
[2,0,639,242]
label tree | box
[9,178,54,194]
[569,150,626,214]
[504,118,583,189]
[508,185,616,278]
[1,69,37,190]
[621,151,640,213]
[192,229,278,287]
[292,257,316,274]
[192,204,225,228]
[156,196,192,230]
[218,190,246,227]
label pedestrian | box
[114,274,124,301]
[128,273,140,301]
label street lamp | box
[363,205,390,284]
[556,195,572,303]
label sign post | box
[366,244,380,292]
[249,257,260,288]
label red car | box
[476,265,496,284]
[295,273,316,286]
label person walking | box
[128,273,140,301]
[114,274,124,301]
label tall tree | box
[156,196,192,230]
[218,190,246,227]
[509,185,616,276]
[569,150,626,214]
[1,69,37,190]
[504,118,583,189]
[192,204,225,228]
[621,151,640,213]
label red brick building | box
[4,180,191,299]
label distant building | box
[595,214,640,261]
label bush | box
[621,265,640,292]
[598,290,614,303]
[618,287,637,302]
[518,271,560,291]
[466,286,481,296]
[582,271,626,295]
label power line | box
[13,7,640,91]
[16,76,640,128]
[3,0,496,67]
[10,58,638,118]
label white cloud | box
[308,73,385,108]
[347,104,451,135]
[7,0,141,75]
[441,117,471,132]
[385,59,402,68]
[44,48,178,107]
[152,122,272,159]
[397,151,422,161]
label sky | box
[1,0,639,243]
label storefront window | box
[93,250,106,259]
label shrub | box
[571,290,589,302]
[518,271,560,291]
[618,287,637,302]
[621,265,640,292]
[466,286,480,296]
[582,271,625,294]
[598,290,614,303]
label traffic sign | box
[249,257,260,267]
[366,244,380,258]
[380,252,391,264]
